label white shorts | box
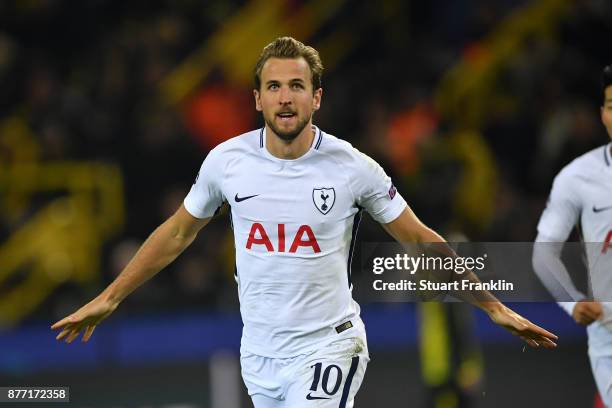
[590,355,612,407]
[241,337,369,408]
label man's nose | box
[279,86,292,104]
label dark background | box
[1,0,611,406]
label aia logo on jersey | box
[313,188,335,215]
[246,223,321,253]
[603,230,612,254]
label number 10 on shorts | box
[308,362,343,399]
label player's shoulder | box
[209,128,263,157]
[316,129,378,168]
[556,144,610,182]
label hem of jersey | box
[588,341,612,358]
[587,320,612,357]
[240,325,367,359]
[183,197,214,219]
[371,197,408,224]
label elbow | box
[163,219,197,250]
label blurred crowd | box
[1,0,611,324]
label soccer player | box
[533,64,612,407]
[52,37,557,407]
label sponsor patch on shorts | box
[335,320,353,334]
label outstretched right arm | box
[51,204,210,343]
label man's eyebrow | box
[264,78,305,86]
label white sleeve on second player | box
[536,169,582,241]
[184,147,225,219]
[534,169,584,316]
[532,233,586,315]
[349,149,407,223]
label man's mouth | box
[276,111,296,122]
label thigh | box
[284,338,369,408]
[590,355,612,407]
[241,351,285,407]
[251,393,285,408]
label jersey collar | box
[605,143,612,167]
[260,125,323,162]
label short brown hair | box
[254,36,324,91]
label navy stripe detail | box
[259,127,264,148]
[346,209,362,288]
[315,128,323,149]
[229,207,238,278]
[339,356,359,408]
[605,145,610,166]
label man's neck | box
[266,124,315,160]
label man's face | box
[602,85,612,141]
[254,57,322,141]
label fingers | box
[521,337,539,348]
[56,328,73,341]
[65,328,82,344]
[524,322,558,341]
[51,315,77,330]
[513,319,558,349]
[82,326,96,342]
[521,335,557,349]
[534,336,557,348]
[55,323,87,343]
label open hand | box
[487,303,558,349]
[51,296,118,343]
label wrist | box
[480,301,505,315]
[101,286,124,307]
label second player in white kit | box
[533,64,612,406]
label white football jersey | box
[537,143,612,356]
[184,126,407,357]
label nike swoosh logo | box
[305,393,330,400]
[235,193,259,203]
[593,205,612,213]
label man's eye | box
[292,84,304,89]
[269,84,279,90]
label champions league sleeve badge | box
[388,184,397,199]
[312,188,336,215]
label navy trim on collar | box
[605,144,611,167]
[261,126,322,150]
[314,127,323,150]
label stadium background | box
[0,0,610,406]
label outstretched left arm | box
[381,207,558,349]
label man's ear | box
[254,89,262,111]
[313,88,322,111]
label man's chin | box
[267,119,309,142]
[275,130,300,141]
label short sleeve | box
[184,148,225,219]
[351,150,407,223]
[537,169,582,241]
